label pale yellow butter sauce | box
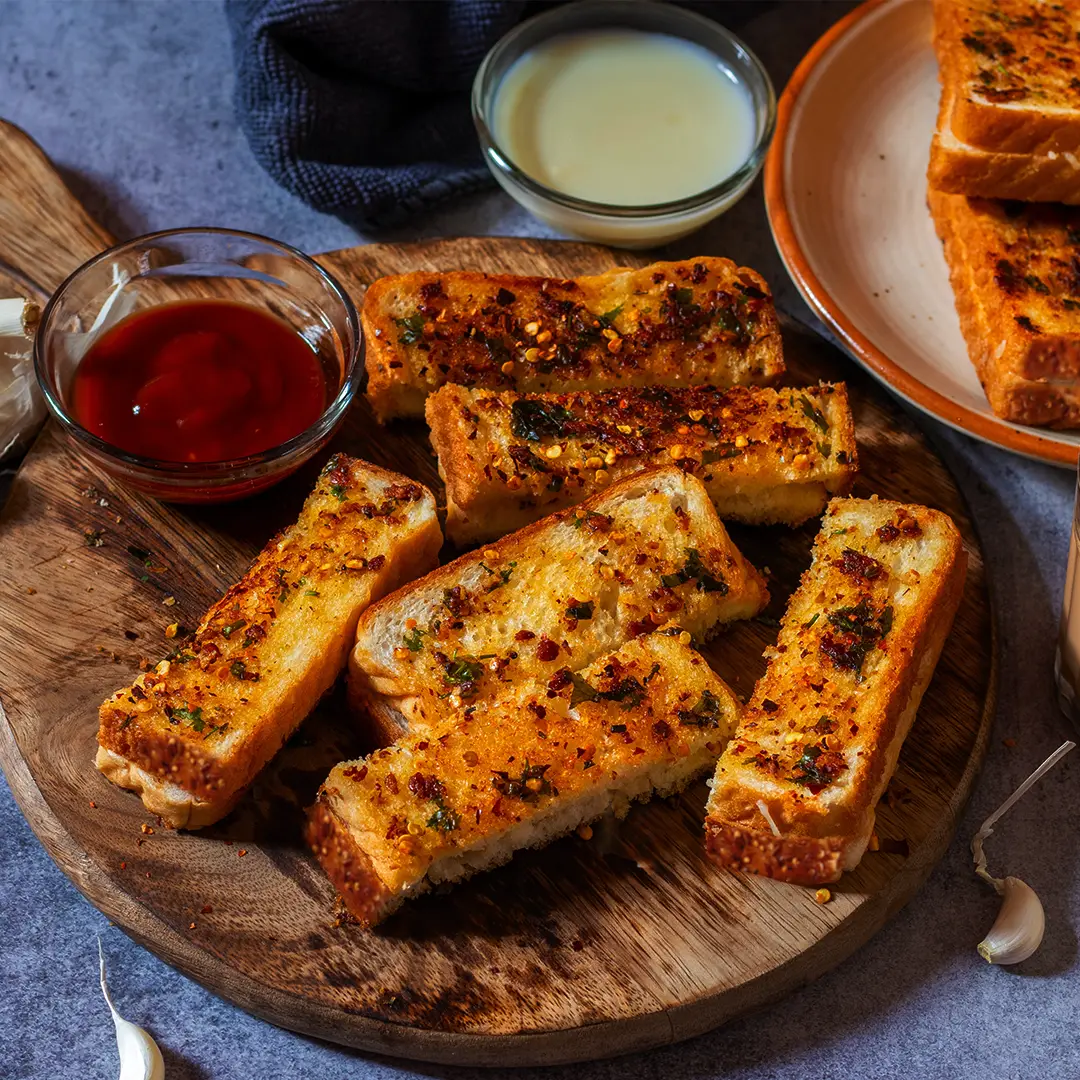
[493,29,755,206]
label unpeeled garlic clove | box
[98,940,166,1080]
[977,875,1046,965]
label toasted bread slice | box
[96,456,442,828]
[362,259,784,420]
[426,383,858,545]
[350,465,768,743]
[704,498,966,885]
[929,77,1080,203]
[933,0,1080,156]
[311,630,740,927]
[928,186,1080,427]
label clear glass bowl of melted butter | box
[473,0,776,249]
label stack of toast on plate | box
[928,0,1080,427]
[95,257,966,929]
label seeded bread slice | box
[349,465,768,744]
[96,456,442,828]
[362,258,784,421]
[426,382,857,545]
[310,630,740,927]
[704,497,966,885]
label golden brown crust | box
[306,795,397,928]
[362,259,784,421]
[928,185,1080,427]
[317,632,739,925]
[704,821,844,886]
[934,0,1080,155]
[929,71,1080,203]
[97,455,443,827]
[426,383,858,545]
[704,498,967,885]
[349,465,768,740]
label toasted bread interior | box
[349,465,768,740]
[704,497,966,885]
[426,383,858,545]
[311,630,740,926]
[96,456,442,828]
[362,259,784,420]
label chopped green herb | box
[570,673,599,707]
[678,690,723,727]
[303,589,320,597]
[118,714,134,731]
[674,286,694,306]
[230,660,247,680]
[402,626,427,652]
[610,723,627,734]
[492,760,553,800]
[427,800,460,832]
[221,619,247,639]
[330,483,347,501]
[804,613,820,629]
[510,399,574,441]
[701,444,743,465]
[582,759,595,770]
[172,705,204,732]
[566,600,594,621]
[798,394,829,433]
[660,548,728,593]
[817,441,832,458]
[393,311,426,345]
[440,654,484,689]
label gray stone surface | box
[0,2,1077,1078]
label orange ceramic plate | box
[766,0,1080,468]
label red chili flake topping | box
[536,636,560,663]
[547,667,573,693]
[385,815,409,840]
[408,773,446,801]
[419,281,445,302]
[384,773,399,795]
[836,548,884,581]
[527,701,547,721]
[368,554,387,571]
[385,483,424,502]
[652,719,673,740]
[876,523,900,542]
[342,764,368,782]
[761,698,779,714]
[515,629,536,642]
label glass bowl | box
[471,0,776,249]
[34,228,361,503]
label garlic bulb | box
[978,876,1045,965]
[971,740,1074,966]
[98,940,166,1080]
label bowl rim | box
[34,225,362,480]
[471,0,777,219]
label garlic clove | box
[977,875,1046,966]
[98,940,166,1080]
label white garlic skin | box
[977,876,1046,965]
[99,941,166,1080]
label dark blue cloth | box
[225,0,771,231]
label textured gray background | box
[1,2,1078,1079]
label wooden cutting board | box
[0,120,995,1067]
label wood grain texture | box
[0,121,996,1066]
[0,119,115,294]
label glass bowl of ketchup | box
[34,227,361,503]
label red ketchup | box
[71,300,328,462]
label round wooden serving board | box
[0,119,995,1066]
